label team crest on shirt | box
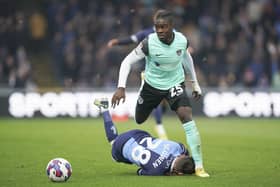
[138,96,143,104]
[176,49,182,56]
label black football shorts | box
[136,81,191,115]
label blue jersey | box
[111,129,188,175]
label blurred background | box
[1,2,279,186]
[0,0,280,118]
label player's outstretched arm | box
[107,36,134,48]
[107,27,154,48]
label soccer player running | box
[111,9,209,177]
[107,27,168,140]
[94,98,195,176]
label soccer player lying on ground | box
[94,98,195,176]
[107,26,168,140]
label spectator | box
[3,0,280,89]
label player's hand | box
[192,82,202,101]
[107,39,118,48]
[111,87,126,108]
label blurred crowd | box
[1,0,280,89]
[0,8,33,89]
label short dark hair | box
[153,9,173,24]
[173,156,195,175]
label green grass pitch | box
[0,117,279,187]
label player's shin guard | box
[102,111,118,144]
[183,120,203,169]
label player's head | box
[170,155,195,175]
[153,9,174,43]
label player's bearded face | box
[154,19,173,43]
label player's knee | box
[135,110,149,124]
[135,117,145,124]
[177,107,193,123]
[135,113,148,124]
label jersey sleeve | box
[137,168,150,176]
[137,168,164,176]
[132,27,154,43]
[137,168,144,175]
[182,50,199,83]
[117,44,145,88]
[117,37,134,45]
[140,38,149,56]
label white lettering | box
[59,92,77,117]
[25,93,41,117]
[8,91,280,118]
[41,93,59,117]
[204,92,280,117]
[253,92,271,117]
[131,146,151,165]
[271,93,280,117]
[76,93,90,117]
[221,92,236,115]
[8,92,138,118]
[152,144,170,168]
[235,92,254,117]
[140,137,162,149]
[203,92,221,117]
[9,93,25,118]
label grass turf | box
[0,117,279,187]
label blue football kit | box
[111,129,189,175]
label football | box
[46,158,72,182]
